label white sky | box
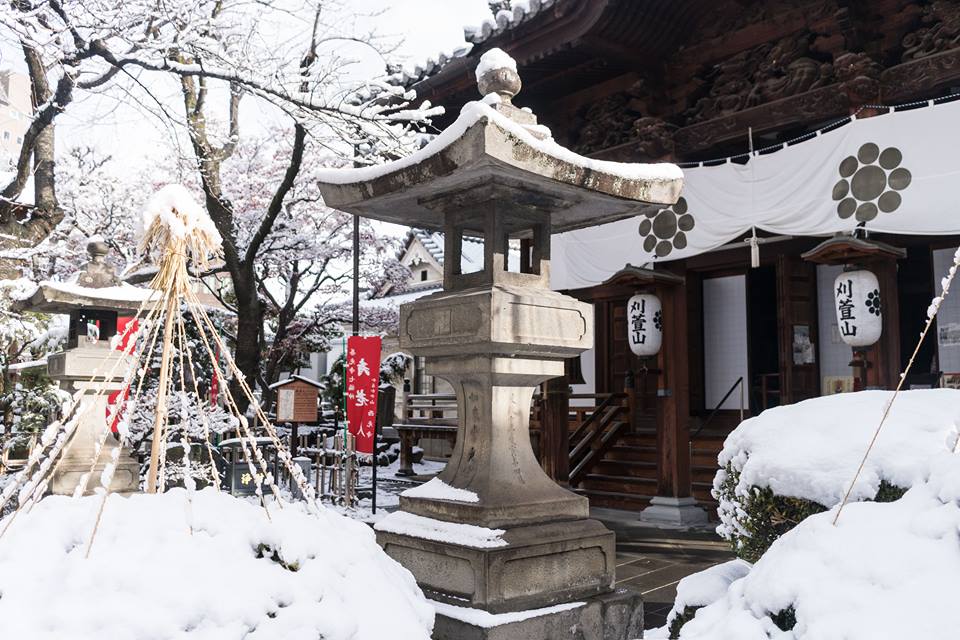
[0,0,492,168]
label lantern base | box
[376,517,615,614]
[431,586,644,640]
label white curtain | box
[552,99,960,291]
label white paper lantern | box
[627,294,662,356]
[833,269,882,348]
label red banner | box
[346,336,382,455]
[107,316,139,432]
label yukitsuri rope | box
[833,248,960,525]
[184,289,321,510]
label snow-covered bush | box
[662,560,751,638]
[380,351,412,385]
[713,390,959,562]
[0,489,434,639]
[675,450,960,639]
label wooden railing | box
[568,392,628,487]
[403,393,458,426]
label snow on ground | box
[0,488,433,640]
[401,477,479,502]
[715,389,960,537]
[675,452,960,639]
[321,456,447,524]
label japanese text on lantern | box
[346,336,382,455]
[630,298,646,346]
[836,279,857,337]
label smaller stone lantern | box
[16,241,149,495]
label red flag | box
[107,316,138,432]
[346,336,382,455]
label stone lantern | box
[318,50,682,638]
[16,241,147,495]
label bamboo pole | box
[146,293,178,494]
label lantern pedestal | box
[387,289,617,614]
[47,345,140,496]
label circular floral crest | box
[653,309,663,331]
[832,143,911,222]
[639,196,695,258]
[865,289,882,316]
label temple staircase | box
[561,394,727,513]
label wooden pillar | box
[655,275,692,498]
[540,375,570,484]
[870,259,901,389]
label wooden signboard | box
[272,377,320,423]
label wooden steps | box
[570,427,728,513]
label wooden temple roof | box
[414,0,709,128]
[413,0,960,163]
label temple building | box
[403,0,960,519]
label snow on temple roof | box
[391,2,556,89]
[390,44,473,88]
[464,0,556,45]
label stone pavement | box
[591,507,734,632]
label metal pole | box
[353,214,379,513]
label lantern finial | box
[475,48,521,104]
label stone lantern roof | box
[317,49,683,233]
[15,241,157,315]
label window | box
[16,136,22,144]
[2,131,8,140]
[420,269,428,281]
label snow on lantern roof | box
[15,241,159,315]
[317,50,682,233]
[16,280,158,315]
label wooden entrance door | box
[777,255,820,404]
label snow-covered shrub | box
[380,351,412,385]
[713,390,959,561]
[675,450,960,639]
[0,374,64,435]
[0,489,434,639]
[664,560,751,638]
[163,441,225,489]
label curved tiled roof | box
[392,0,558,89]
[463,0,556,45]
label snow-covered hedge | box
[662,560,751,638]
[675,451,960,639]
[713,390,960,562]
[0,489,434,639]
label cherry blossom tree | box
[1,0,433,411]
